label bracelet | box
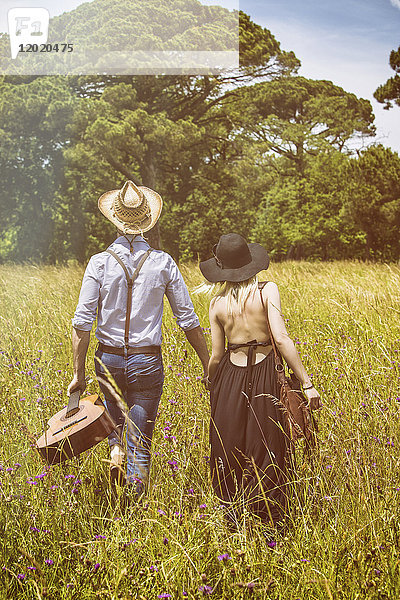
[303,383,314,390]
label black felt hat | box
[199,233,270,283]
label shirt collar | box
[114,234,149,248]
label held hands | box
[304,386,322,411]
[201,374,211,391]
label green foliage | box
[0,2,398,263]
[238,12,299,74]
[251,145,400,262]
[250,152,363,260]
[229,77,375,173]
[374,46,400,109]
[0,77,77,262]
[0,0,239,74]
[343,145,400,260]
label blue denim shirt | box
[72,235,200,347]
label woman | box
[199,233,321,532]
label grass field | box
[1,261,400,600]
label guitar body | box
[36,394,116,465]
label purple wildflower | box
[218,553,231,562]
[45,559,54,566]
[93,563,100,573]
[167,459,178,475]
[199,585,213,595]
[157,595,172,599]
[17,573,26,580]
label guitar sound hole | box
[60,404,85,422]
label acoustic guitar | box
[36,391,116,465]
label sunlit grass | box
[1,261,400,599]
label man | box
[68,180,209,497]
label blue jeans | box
[94,348,164,491]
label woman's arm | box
[208,299,225,380]
[263,283,321,410]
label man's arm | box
[184,325,210,376]
[67,328,90,395]
[165,258,209,375]
[68,256,100,396]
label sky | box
[0,0,399,152]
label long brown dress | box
[209,285,292,526]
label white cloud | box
[390,0,400,10]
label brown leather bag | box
[259,284,318,448]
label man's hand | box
[67,374,86,396]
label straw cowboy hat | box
[98,180,162,234]
[200,233,270,283]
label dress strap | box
[227,339,270,351]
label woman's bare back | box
[211,283,273,366]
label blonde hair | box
[194,275,259,316]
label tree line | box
[0,4,399,263]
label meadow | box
[0,260,400,600]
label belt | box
[98,343,161,356]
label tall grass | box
[1,261,400,599]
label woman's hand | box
[304,386,322,411]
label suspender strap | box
[106,248,153,356]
